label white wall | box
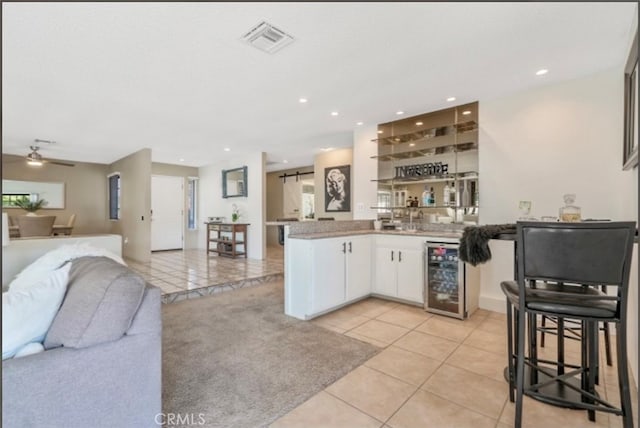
[109,148,152,262]
[197,152,266,259]
[478,67,633,305]
[477,66,638,389]
[352,125,379,220]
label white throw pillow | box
[8,243,125,291]
[14,342,45,358]
[2,263,71,360]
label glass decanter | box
[559,194,581,222]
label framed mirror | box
[222,166,247,198]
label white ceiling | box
[2,2,636,172]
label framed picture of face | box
[325,165,351,212]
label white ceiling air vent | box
[241,21,294,54]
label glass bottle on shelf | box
[429,187,435,206]
[559,194,581,222]
[443,183,451,206]
[461,184,470,207]
[421,186,430,207]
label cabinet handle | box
[349,242,352,253]
[342,242,346,254]
[399,251,402,262]
[391,250,394,261]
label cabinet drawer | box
[209,224,233,232]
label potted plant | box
[231,204,241,222]
[14,198,48,216]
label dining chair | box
[501,221,635,428]
[16,215,56,237]
[53,213,76,235]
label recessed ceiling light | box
[356,122,364,126]
[396,111,404,115]
[536,68,548,76]
[224,148,231,152]
[321,147,334,152]
[331,111,339,116]
[377,130,383,134]
[446,97,456,102]
[299,98,308,103]
[179,158,185,162]
[462,110,471,115]
[409,143,415,147]
[415,121,423,126]
[283,159,289,163]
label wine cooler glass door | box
[425,242,464,318]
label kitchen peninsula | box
[284,220,480,321]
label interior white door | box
[151,175,184,251]
[283,179,302,219]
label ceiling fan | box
[25,139,75,167]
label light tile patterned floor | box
[272,299,638,428]
[126,246,284,303]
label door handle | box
[342,242,346,254]
[349,242,352,253]
[399,251,402,262]
[391,250,394,261]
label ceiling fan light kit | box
[24,140,75,167]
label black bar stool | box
[501,221,635,428]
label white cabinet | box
[346,237,372,301]
[310,238,346,313]
[397,249,424,302]
[286,235,371,319]
[373,235,424,304]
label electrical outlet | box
[124,237,129,245]
[356,203,364,211]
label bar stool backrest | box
[516,221,636,318]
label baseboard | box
[479,295,506,314]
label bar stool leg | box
[528,312,538,385]
[615,321,633,428]
[587,321,597,422]
[557,318,565,376]
[506,301,515,402]
[602,321,613,366]
[515,305,527,428]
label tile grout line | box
[321,389,388,426]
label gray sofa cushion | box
[44,256,146,349]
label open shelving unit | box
[372,102,480,223]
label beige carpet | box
[162,281,379,428]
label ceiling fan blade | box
[45,159,75,167]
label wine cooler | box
[424,241,479,319]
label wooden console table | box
[206,222,249,258]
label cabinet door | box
[396,248,425,303]
[346,236,372,301]
[374,247,397,297]
[311,238,346,314]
